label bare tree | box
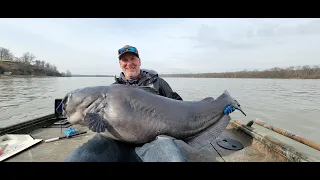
[66,69,72,76]
[0,47,13,60]
[34,60,41,68]
[20,52,36,65]
[13,56,20,62]
[52,65,57,71]
[40,60,45,68]
[45,62,51,70]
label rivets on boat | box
[216,138,244,150]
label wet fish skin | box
[61,84,246,144]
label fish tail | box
[222,90,246,116]
[231,99,246,116]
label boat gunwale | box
[229,120,315,162]
[0,114,63,136]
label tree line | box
[160,65,320,79]
[0,46,71,77]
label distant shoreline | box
[2,64,319,80]
[0,74,114,78]
[71,75,114,77]
[2,75,319,80]
[0,75,65,78]
[73,65,320,79]
[160,65,320,79]
[160,76,320,80]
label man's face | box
[119,53,141,80]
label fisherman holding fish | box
[63,45,238,162]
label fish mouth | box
[58,93,71,117]
[68,111,85,125]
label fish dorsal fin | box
[201,97,214,102]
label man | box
[64,45,188,162]
[113,45,183,101]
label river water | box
[0,77,319,160]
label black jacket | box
[113,69,183,101]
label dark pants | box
[63,134,188,162]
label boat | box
[0,98,319,162]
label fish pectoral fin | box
[84,113,108,133]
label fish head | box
[61,90,86,125]
[61,86,108,125]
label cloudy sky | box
[0,18,319,75]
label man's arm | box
[155,77,183,101]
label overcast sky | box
[0,18,319,75]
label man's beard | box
[125,70,139,80]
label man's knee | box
[64,134,131,162]
[135,135,188,162]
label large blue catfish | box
[61,84,246,148]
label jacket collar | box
[115,69,158,85]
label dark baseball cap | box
[118,45,139,59]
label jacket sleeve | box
[156,77,183,101]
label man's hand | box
[224,105,235,115]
